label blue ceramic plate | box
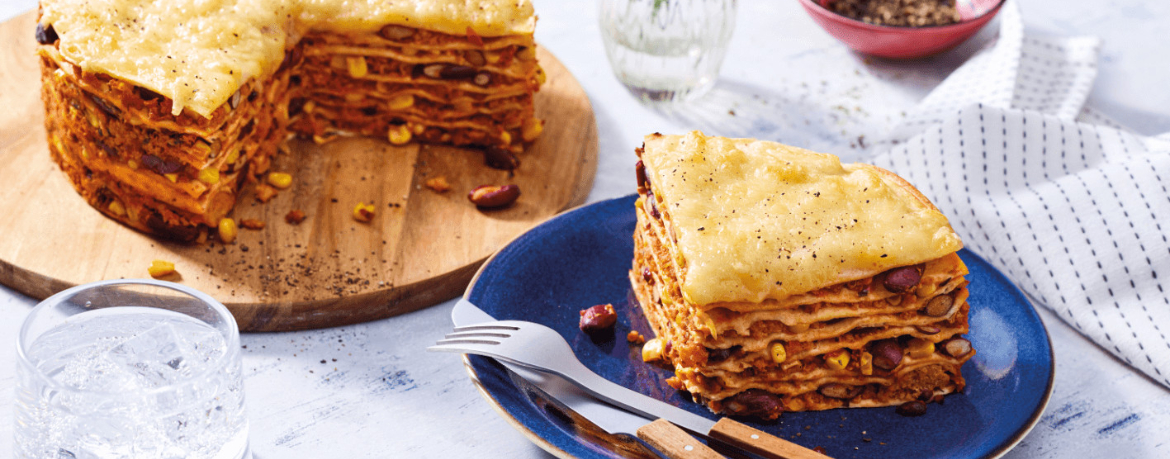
[464,195,1053,459]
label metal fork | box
[429,320,693,424]
[429,319,831,459]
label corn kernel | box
[535,65,546,85]
[218,218,238,243]
[860,352,873,375]
[825,349,851,371]
[353,202,376,222]
[410,123,426,135]
[164,173,178,183]
[50,135,64,155]
[522,118,544,142]
[484,51,502,64]
[916,282,937,298]
[387,125,412,145]
[907,338,935,359]
[346,56,368,78]
[127,160,138,169]
[107,200,126,217]
[267,172,293,189]
[226,149,241,165]
[148,260,176,279]
[388,94,414,110]
[499,131,512,145]
[303,101,316,114]
[198,167,220,185]
[642,338,665,362]
[770,342,787,364]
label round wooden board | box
[0,11,598,331]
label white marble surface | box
[2,0,1170,457]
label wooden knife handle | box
[636,419,725,459]
[709,418,833,459]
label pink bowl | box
[797,0,1006,59]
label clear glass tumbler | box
[599,0,737,104]
[14,280,249,459]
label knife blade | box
[453,298,723,458]
[451,298,832,459]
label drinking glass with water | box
[599,0,737,104]
[14,280,249,459]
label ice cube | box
[67,415,136,459]
[57,350,142,394]
[106,323,195,388]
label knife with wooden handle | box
[636,418,831,459]
[453,298,832,459]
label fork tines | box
[453,324,520,332]
[429,322,521,350]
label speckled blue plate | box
[463,194,1054,459]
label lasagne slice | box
[630,131,975,419]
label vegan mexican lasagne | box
[35,0,542,242]
[630,131,975,419]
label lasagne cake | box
[35,0,542,242]
[630,131,975,420]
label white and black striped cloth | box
[873,1,1170,388]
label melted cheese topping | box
[39,0,535,118]
[643,131,963,306]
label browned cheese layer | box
[631,189,975,419]
[38,21,542,242]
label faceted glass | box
[14,280,249,459]
[600,0,737,104]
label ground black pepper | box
[828,0,961,27]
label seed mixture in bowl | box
[827,0,962,27]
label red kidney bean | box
[578,304,617,334]
[723,389,784,418]
[883,265,922,293]
[870,339,904,370]
[896,400,928,417]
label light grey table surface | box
[2,1,1169,458]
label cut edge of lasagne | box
[35,2,542,242]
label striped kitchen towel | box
[873,1,1170,388]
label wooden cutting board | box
[0,11,598,331]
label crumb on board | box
[424,176,452,192]
[285,209,307,224]
[240,219,266,230]
[255,183,278,203]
